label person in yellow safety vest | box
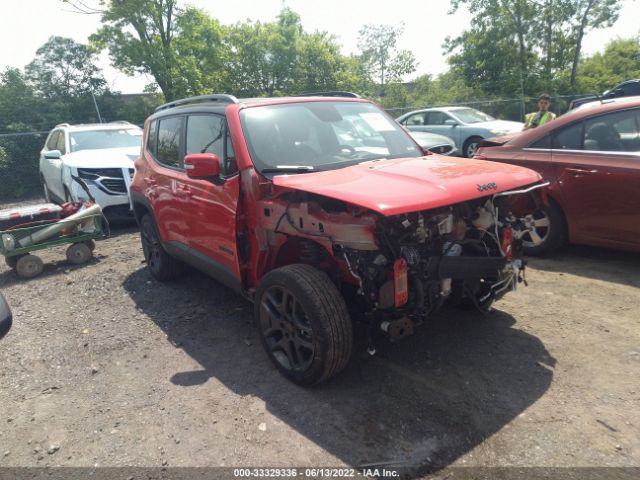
[523,94,557,130]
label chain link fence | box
[0,131,48,203]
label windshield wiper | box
[260,166,317,174]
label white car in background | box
[39,122,142,220]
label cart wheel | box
[83,240,96,252]
[16,255,44,278]
[5,255,22,270]
[66,243,93,265]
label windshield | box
[240,101,421,173]
[451,108,495,124]
[70,128,142,152]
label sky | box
[1,0,638,93]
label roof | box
[150,94,369,119]
[55,121,141,132]
[575,95,640,112]
[502,95,640,148]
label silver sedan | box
[397,106,523,158]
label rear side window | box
[552,122,583,150]
[157,117,183,168]
[146,120,158,158]
[404,113,427,126]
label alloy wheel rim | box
[467,142,479,157]
[259,285,314,372]
[520,211,551,248]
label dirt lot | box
[0,219,639,478]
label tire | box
[66,243,93,265]
[16,255,44,278]
[5,255,22,270]
[140,214,184,281]
[463,136,483,158]
[255,264,353,386]
[520,199,567,256]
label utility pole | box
[91,90,103,123]
[519,68,525,122]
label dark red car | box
[475,96,640,254]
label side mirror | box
[0,293,12,340]
[184,153,221,179]
[44,150,62,160]
[444,119,458,126]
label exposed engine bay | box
[257,182,547,342]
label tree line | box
[1,0,639,199]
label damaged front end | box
[257,181,547,344]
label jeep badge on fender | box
[477,182,498,192]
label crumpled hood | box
[272,156,542,216]
[62,147,139,169]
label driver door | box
[181,113,241,282]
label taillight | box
[393,258,408,307]
[501,226,514,261]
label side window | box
[186,114,225,159]
[552,122,583,150]
[146,120,158,158]
[186,115,238,176]
[530,135,551,149]
[46,131,60,150]
[157,116,183,168]
[425,112,446,125]
[405,113,426,126]
[628,83,640,96]
[56,132,66,154]
[584,109,640,152]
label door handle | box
[565,167,595,176]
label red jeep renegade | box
[130,93,546,385]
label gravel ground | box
[0,221,638,478]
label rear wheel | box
[66,243,93,265]
[463,136,483,158]
[520,200,566,255]
[16,255,43,278]
[255,264,353,386]
[140,214,184,280]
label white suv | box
[39,122,142,219]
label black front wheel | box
[255,264,353,386]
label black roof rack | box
[155,94,239,112]
[297,91,361,98]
